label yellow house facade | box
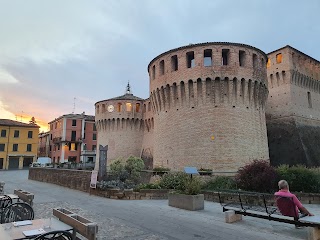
[0,119,39,170]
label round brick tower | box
[147,42,269,172]
[95,84,144,163]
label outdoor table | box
[0,218,73,240]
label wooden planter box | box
[168,193,204,211]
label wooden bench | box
[14,189,34,206]
[218,190,320,240]
[53,208,98,240]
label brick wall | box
[149,43,269,171]
[266,46,320,166]
[28,168,91,192]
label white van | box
[30,157,52,167]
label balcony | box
[81,150,96,156]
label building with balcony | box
[45,113,97,164]
[0,119,39,170]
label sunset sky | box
[0,0,319,132]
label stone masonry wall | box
[266,46,320,166]
[29,168,91,192]
[148,42,269,171]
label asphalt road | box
[0,170,311,240]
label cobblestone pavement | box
[1,170,317,240]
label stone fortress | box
[95,42,320,172]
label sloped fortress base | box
[168,193,204,211]
[267,116,320,166]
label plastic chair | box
[34,230,73,240]
[1,202,34,223]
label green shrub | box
[235,160,278,193]
[109,159,128,182]
[159,172,190,191]
[276,165,320,193]
[203,176,237,190]
[125,156,145,183]
[153,166,170,172]
[183,177,203,195]
[134,183,161,191]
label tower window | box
[160,60,165,75]
[152,65,156,79]
[136,103,140,112]
[126,102,132,112]
[239,50,245,67]
[222,49,229,65]
[186,51,195,68]
[117,103,122,112]
[276,53,282,63]
[204,49,212,66]
[171,55,178,71]
[253,54,258,68]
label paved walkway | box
[0,170,316,239]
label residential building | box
[38,131,50,157]
[0,119,39,170]
[46,113,97,164]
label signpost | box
[184,167,199,179]
[98,145,108,181]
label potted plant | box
[165,173,204,211]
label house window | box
[126,103,132,112]
[93,133,97,140]
[13,144,18,152]
[14,130,19,138]
[72,119,77,126]
[222,49,229,65]
[28,131,33,138]
[160,60,165,75]
[267,58,271,68]
[70,143,77,151]
[204,49,212,67]
[71,131,76,141]
[276,53,282,63]
[1,129,6,137]
[186,51,195,68]
[92,145,96,151]
[55,122,57,129]
[308,92,312,108]
[93,124,97,131]
[171,55,178,71]
[0,144,5,151]
[58,144,60,150]
[27,144,32,152]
